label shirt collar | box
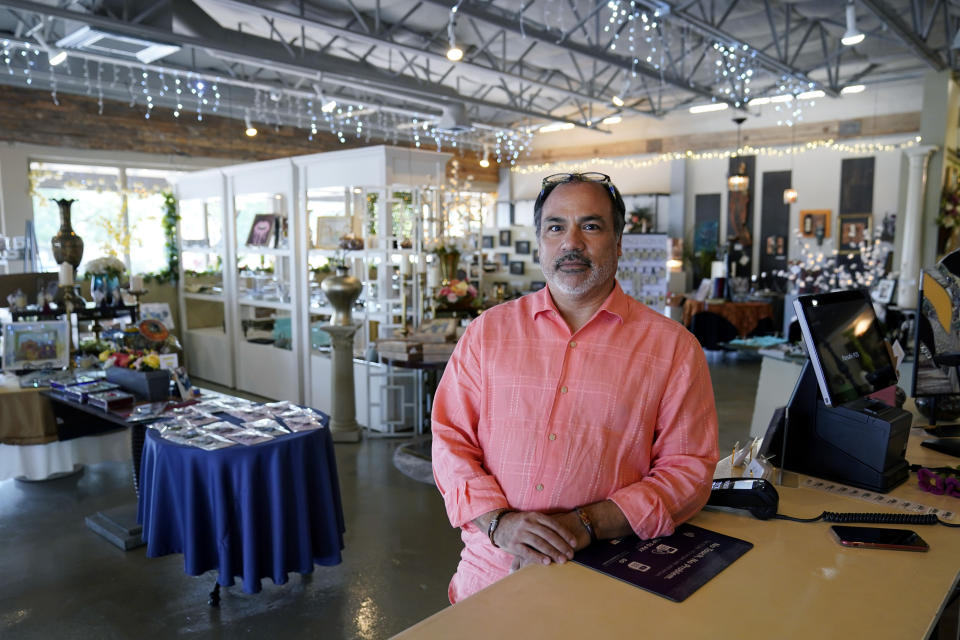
[531,280,629,325]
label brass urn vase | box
[50,198,84,269]
[321,264,363,326]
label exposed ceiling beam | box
[419,0,724,105]
[201,0,654,117]
[860,0,947,71]
[653,0,840,97]
[0,0,590,128]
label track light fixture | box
[478,146,490,168]
[446,5,464,62]
[841,2,864,46]
[244,112,257,137]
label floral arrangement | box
[437,279,477,304]
[82,256,127,279]
[99,347,162,371]
[777,230,891,294]
[426,237,468,255]
[939,185,960,229]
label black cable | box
[773,511,960,527]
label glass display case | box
[175,168,233,387]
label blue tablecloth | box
[137,423,344,594]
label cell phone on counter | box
[830,525,929,552]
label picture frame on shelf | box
[246,214,278,247]
[515,240,531,254]
[533,249,539,264]
[499,229,512,247]
[872,278,896,304]
[799,209,831,240]
[482,235,495,249]
[509,261,525,275]
[497,252,510,266]
[315,216,350,249]
[838,212,872,254]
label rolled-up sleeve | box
[608,334,719,539]
[432,322,509,528]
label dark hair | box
[533,175,626,238]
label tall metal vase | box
[439,251,460,284]
[50,198,84,270]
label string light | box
[512,136,922,175]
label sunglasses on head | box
[540,172,612,187]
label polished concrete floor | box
[0,356,758,640]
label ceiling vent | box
[435,103,472,133]
[56,26,180,64]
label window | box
[30,162,182,275]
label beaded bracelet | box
[487,509,515,548]
[575,507,597,544]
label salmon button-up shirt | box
[431,283,719,602]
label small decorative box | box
[87,390,136,411]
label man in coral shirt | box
[431,173,719,603]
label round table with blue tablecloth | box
[136,423,344,594]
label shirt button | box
[536,483,544,491]
[560,386,568,394]
[569,341,577,348]
[549,433,557,441]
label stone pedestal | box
[324,324,362,443]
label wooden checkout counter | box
[394,427,960,640]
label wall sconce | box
[783,188,798,204]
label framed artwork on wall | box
[515,240,531,254]
[799,210,830,240]
[838,213,872,253]
[509,261,525,275]
[482,235,495,249]
[499,229,512,247]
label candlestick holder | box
[58,284,85,368]
[124,288,148,323]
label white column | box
[897,145,938,309]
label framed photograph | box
[140,302,175,329]
[872,278,896,304]
[799,210,831,240]
[533,249,540,264]
[530,280,546,291]
[838,212,872,253]
[499,229,512,247]
[482,235,495,249]
[497,252,510,266]
[246,214,277,247]
[515,240,531,254]
[509,261,525,275]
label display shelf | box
[174,146,452,413]
[236,297,293,311]
[236,246,291,257]
[175,167,235,389]
[183,292,225,303]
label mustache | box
[554,251,592,268]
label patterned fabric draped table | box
[681,299,774,337]
[137,422,344,593]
